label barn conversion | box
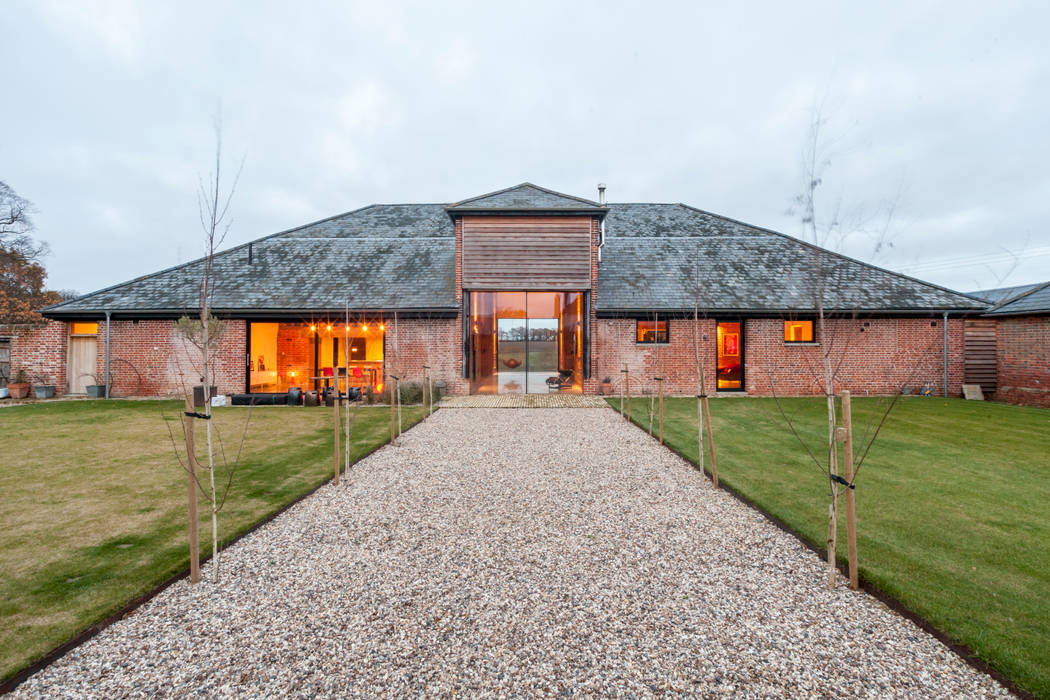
[10,183,994,400]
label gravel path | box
[15,408,1011,698]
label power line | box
[895,246,1050,273]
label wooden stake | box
[389,376,396,445]
[422,367,428,422]
[428,367,434,417]
[657,377,664,445]
[841,390,859,590]
[702,395,717,488]
[333,380,340,486]
[625,365,631,422]
[620,363,625,417]
[183,397,200,585]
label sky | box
[3,0,1048,297]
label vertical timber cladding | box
[461,216,593,290]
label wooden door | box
[68,337,97,394]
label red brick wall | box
[10,320,68,395]
[598,316,965,397]
[597,318,719,396]
[384,316,467,395]
[99,318,246,397]
[996,316,1050,407]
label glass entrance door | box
[526,319,558,393]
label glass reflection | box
[469,291,583,394]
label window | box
[70,322,98,336]
[636,320,668,344]
[784,320,814,343]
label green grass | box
[608,395,1050,698]
[0,399,423,684]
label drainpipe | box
[942,311,949,397]
[104,311,111,399]
[597,183,607,262]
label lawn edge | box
[0,410,428,696]
[603,399,1036,700]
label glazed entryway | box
[467,291,584,394]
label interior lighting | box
[326,324,332,332]
[362,324,369,332]
[309,325,316,332]
[379,324,385,331]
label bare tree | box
[691,246,717,487]
[778,100,917,587]
[172,112,244,583]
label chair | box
[546,370,574,392]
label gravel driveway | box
[14,408,1010,698]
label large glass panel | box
[249,321,384,394]
[526,319,559,393]
[468,291,583,394]
[716,321,743,390]
[497,318,526,394]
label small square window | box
[637,320,668,344]
[784,320,814,343]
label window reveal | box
[636,320,668,344]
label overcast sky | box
[4,1,1048,297]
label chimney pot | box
[598,183,607,205]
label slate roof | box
[43,186,988,318]
[981,280,1050,316]
[596,204,988,313]
[447,183,606,212]
[44,204,458,316]
[967,283,1042,305]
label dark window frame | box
[636,319,669,344]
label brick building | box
[968,281,1050,408]
[10,183,995,400]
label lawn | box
[0,399,423,684]
[609,395,1050,698]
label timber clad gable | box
[460,216,594,290]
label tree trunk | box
[183,397,200,584]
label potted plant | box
[32,371,56,399]
[83,371,107,398]
[8,368,30,399]
[600,376,613,395]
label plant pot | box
[7,383,29,399]
[600,382,613,396]
[192,385,219,407]
[86,384,107,398]
[34,385,56,399]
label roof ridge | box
[449,182,603,208]
[674,203,989,308]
